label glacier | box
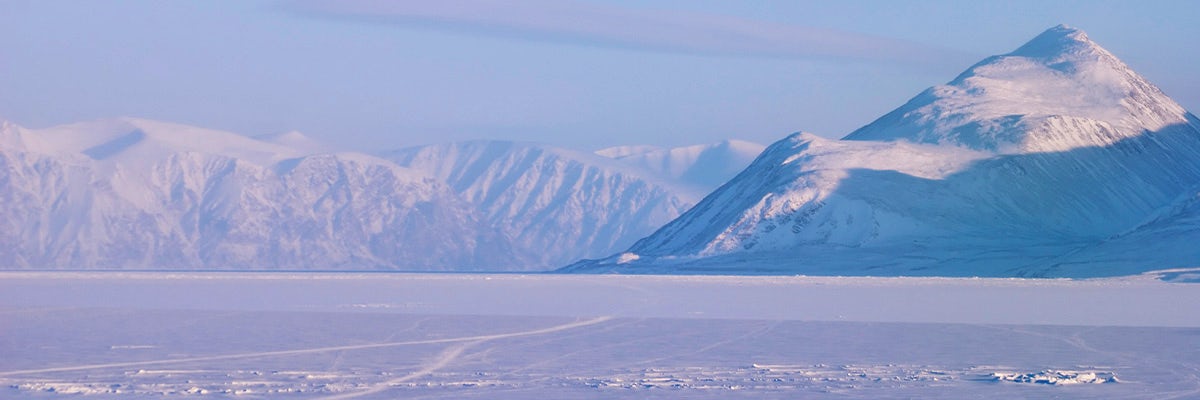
[566,25,1200,277]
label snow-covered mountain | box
[596,140,765,191]
[843,25,1190,154]
[385,141,700,267]
[0,118,524,270]
[566,25,1200,277]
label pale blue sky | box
[1,0,1197,151]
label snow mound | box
[990,370,1118,385]
[594,144,664,158]
[31,117,305,167]
[254,130,329,155]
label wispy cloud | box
[284,0,968,67]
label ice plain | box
[2,271,1198,399]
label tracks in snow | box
[0,316,613,378]
[320,316,613,399]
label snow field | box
[1,271,1198,398]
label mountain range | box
[0,118,529,270]
[565,25,1200,277]
[5,24,1194,277]
[0,117,762,270]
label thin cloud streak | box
[284,0,971,68]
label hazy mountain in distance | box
[596,140,765,191]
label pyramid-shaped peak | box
[1009,24,1104,59]
[843,24,1190,153]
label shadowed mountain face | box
[566,25,1200,277]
